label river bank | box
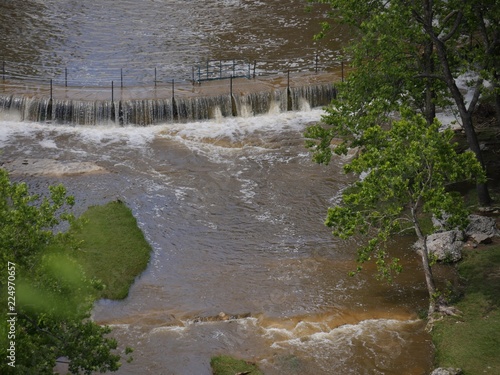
[431,241,500,374]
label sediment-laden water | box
[1,1,436,374]
[0,110,434,374]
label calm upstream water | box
[1,1,435,374]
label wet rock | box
[430,367,463,375]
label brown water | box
[0,0,345,84]
[0,113,435,374]
[0,1,436,374]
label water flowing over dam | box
[0,79,337,125]
[0,0,438,373]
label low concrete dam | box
[0,72,338,126]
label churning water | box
[0,1,435,374]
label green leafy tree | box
[307,112,485,316]
[309,0,497,206]
[0,169,121,374]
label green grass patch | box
[49,200,152,300]
[432,243,500,374]
[72,200,152,300]
[210,355,263,375]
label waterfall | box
[0,83,336,126]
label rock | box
[430,367,463,375]
[432,212,453,232]
[426,230,464,262]
[414,230,464,262]
[414,214,500,262]
[465,214,500,244]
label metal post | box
[198,66,201,83]
[232,59,235,77]
[192,66,195,84]
[248,62,250,79]
[154,67,157,87]
[65,68,68,87]
[230,75,233,98]
[50,79,53,101]
[111,81,114,103]
[253,60,256,79]
[287,70,290,91]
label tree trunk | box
[422,1,436,126]
[419,235,438,316]
[416,3,492,206]
[432,38,492,206]
[493,77,500,127]
[412,207,439,316]
[423,41,436,126]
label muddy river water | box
[1,1,437,374]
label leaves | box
[316,113,484,281]
[0,169,121,374]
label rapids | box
[1,0,436,373]
[0,110,434,374]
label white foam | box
[39,139,58,149]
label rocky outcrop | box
[414,214,499,263]
[465,214,500,244]
[430,368,463,375]
[425,230,464,262]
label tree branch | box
[440,10,463,42]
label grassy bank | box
[432,243,500,374]
[52,200,152,300]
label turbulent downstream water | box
[1,1,436,374]
[0,112,434,374]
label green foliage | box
[210,355,263,375]
[312,113,485,280]
[0,169,121,374]
[432,245,500,374]
[0,169,75,274]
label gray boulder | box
[465,214,500,244]
[430,368,463,375]
[414,230,465,262]
[425,230,464,262]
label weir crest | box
[0,83,336,126]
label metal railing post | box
[65,68,68,87]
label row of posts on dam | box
[0,57,345,126]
